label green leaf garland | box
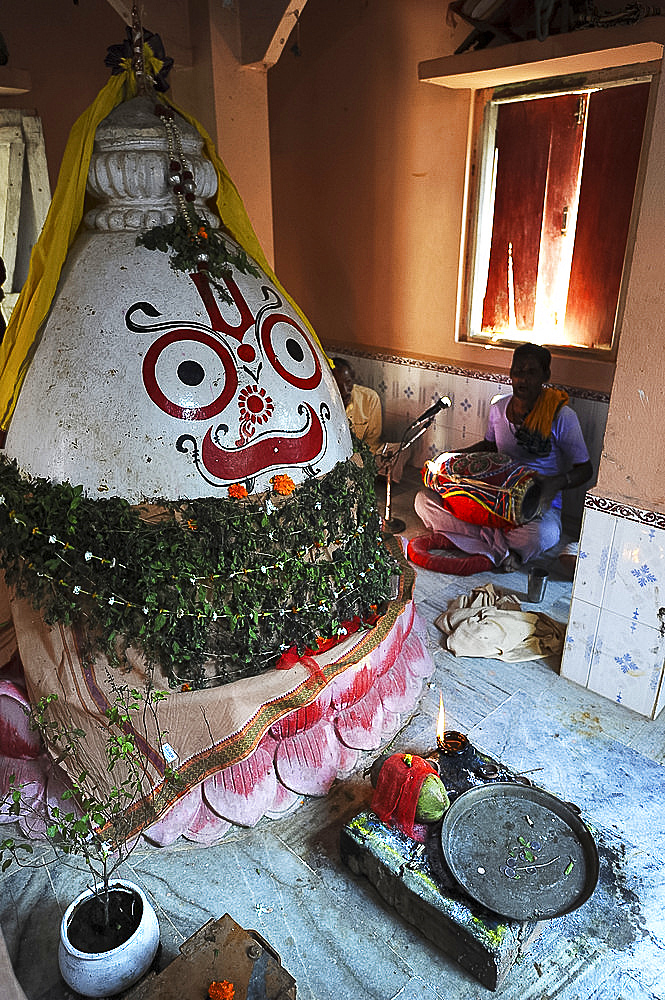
[135,215,260,304]
[0,446,400,688]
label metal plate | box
[440,783,599,920]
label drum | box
[422,451,541,530]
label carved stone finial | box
[84,97,219,232]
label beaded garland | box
[134,104,260,302]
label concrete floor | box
[2,467,665,1000]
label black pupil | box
[178,360,205,386]
[286,338,304,363]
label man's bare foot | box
[500,552,522,573]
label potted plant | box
[1,680,179,997]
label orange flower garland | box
[271,474,295,496]
[208,981,234,1000]
[228,483,248,499]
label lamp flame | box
[436,692,445,748]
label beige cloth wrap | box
[435,583,565,661]
[0,535,417,829]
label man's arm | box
[457,438,498,454]
[364,391,383,453]
[536,460,593,508]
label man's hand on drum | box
[534,461,593,514]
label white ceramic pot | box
[58,879,160,997]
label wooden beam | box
[261,0,308,69]
[104,0,133,25]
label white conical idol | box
[4,97,351,501]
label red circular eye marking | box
[260,313,321,390]
[237,343,256,363]
[143,330,238,420]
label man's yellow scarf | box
[515,387,569,455]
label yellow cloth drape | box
[0,47,327,435]
[523,387,569,438]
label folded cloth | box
[435,583,565,661]
[515,387,568,455]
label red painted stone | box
[269,695,329,739]
[183,798,231,845]
[275,719,340,795]
[203,747,277,827]
[265,782,302,819]
[0,755,48,823]
[377,661,423,714]
[144,787,203,846]
[0,681,42,759]
[334,687,385,751]
[328,662,376,711]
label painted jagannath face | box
[3,233,352,502]
[132,265,342,492]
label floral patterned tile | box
[586,609,664,718]
[573,507,615,608]
[561,597,600,688]
[603,517,665,629]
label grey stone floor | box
[2,467,665,1000]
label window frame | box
[457,62,660,360]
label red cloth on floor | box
[371,753,437,841]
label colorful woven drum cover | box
[421,452,541,529]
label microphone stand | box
[382,397,451,534]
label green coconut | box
[414,772,450,823]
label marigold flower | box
[181,683,192,692]
[271,474,295,496]
[198,227,209,239]
[187,519,198,530]
[228,483,248,499]
[208,981,234,1000]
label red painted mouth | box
[200,403,324,481]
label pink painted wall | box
[1,0,275,264]
[1,1,199,186]
[267,0,622,393]
[593,64,665,514]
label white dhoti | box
[414,488,562,566]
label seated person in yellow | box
[332,357,407,481]
[332,358,382,451]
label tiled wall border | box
[337,348,611,404]
[586,493,665,529]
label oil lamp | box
[431,694,505,799]
[435,693,471,758]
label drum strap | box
[407,533,494,576]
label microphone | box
[413,396,451,425]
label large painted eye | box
[142,330,238,420]
[260,313,321,390]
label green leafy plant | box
[0,447,400,689]
[0,681,179,931]
[135,215,260,303]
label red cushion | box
[407,532,494,576]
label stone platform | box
[341,810,542,991]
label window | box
[461,72,653,354]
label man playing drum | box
[414,344,593,571]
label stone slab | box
[340,810,541,991]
